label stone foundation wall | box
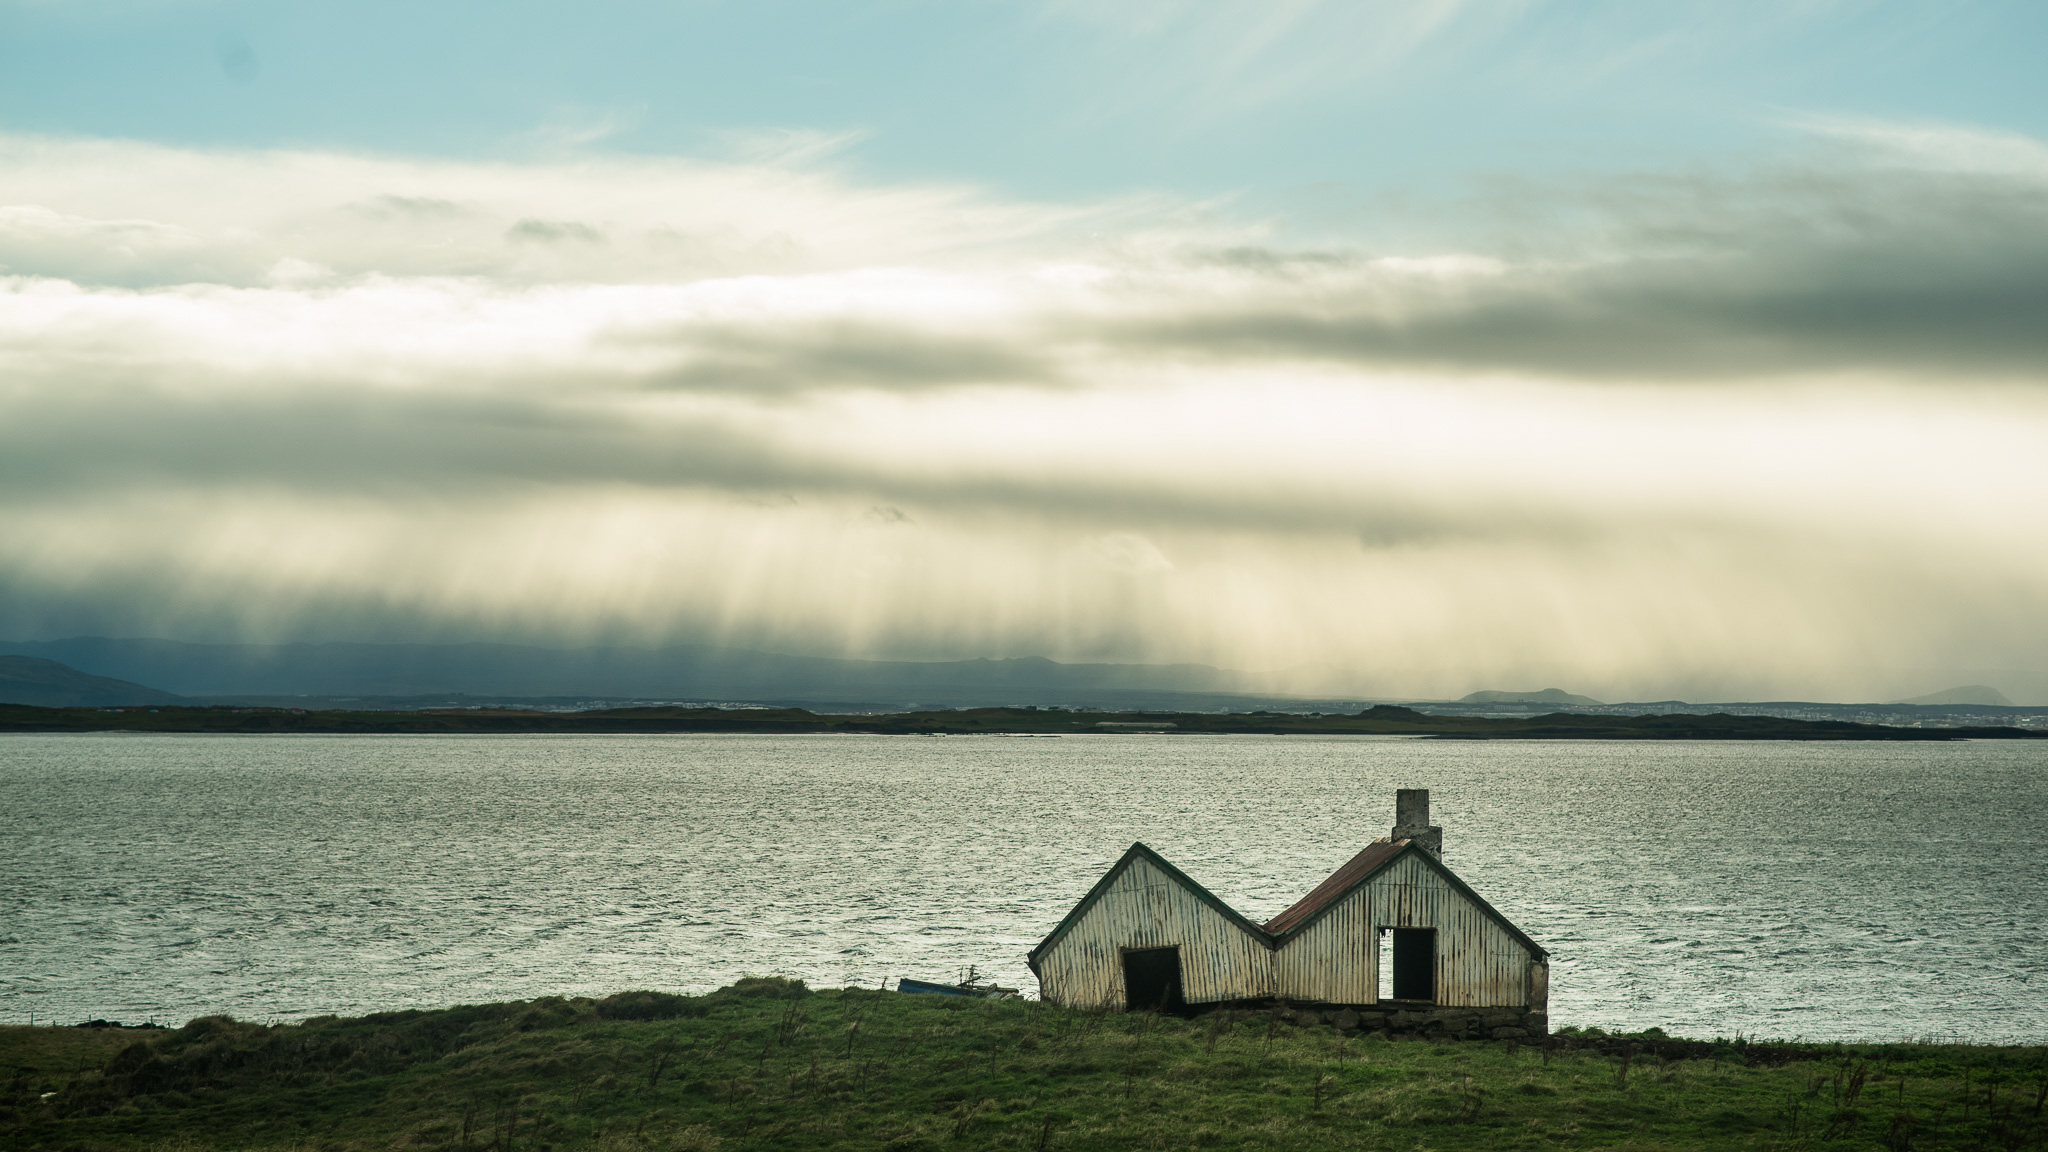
[1261,1002,1548,1041]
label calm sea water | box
[2,734,2042,1042]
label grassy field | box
[5,980,2044,1151]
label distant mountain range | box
[0,638,2037,723]
[0,636,1269,711]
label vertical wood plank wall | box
[1273,853,1534,1007]
[1036,857,1273,1008]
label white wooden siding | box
[1036,856,1272,1008]
[1274,853,1535,1007]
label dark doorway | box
[1121,946,1185,1012]
[1390,928,1436,1001]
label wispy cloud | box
[1788,113,2048,178]
[1040,0,1499,114]
[710,126,874,167]
[2,124,2046,700]
[0,133,1148,288]
[525,103,647,150]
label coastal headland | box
[5,980,2041,1150]
[3,702,2042,739]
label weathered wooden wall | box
[1273,852,1536,1007]
[1035,856,1272,1008]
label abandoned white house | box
[1025,790,1549,1036]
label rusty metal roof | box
[1260,838,1409,935]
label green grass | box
[5,980,2044,1151]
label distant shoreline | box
[4,702,2042,740]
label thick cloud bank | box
[3,126,2046,702]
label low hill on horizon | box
[1458,688,1605,706]
[1891,684,2015,707]
[0,654,185,708]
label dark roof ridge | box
[1262,839,1548,957]
[1026,841,1274,972]
[1261,837,1408,935]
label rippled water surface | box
[3,733,2043,1041]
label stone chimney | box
[1391,788,1443,857]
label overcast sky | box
[3,1,2046,703]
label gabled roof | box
[1261,837,1548,958]
[1026,842,1273,972]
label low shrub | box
[594,991,701,1021]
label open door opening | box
[1121,946,1186,1012]
[1390,927,1436,1002]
